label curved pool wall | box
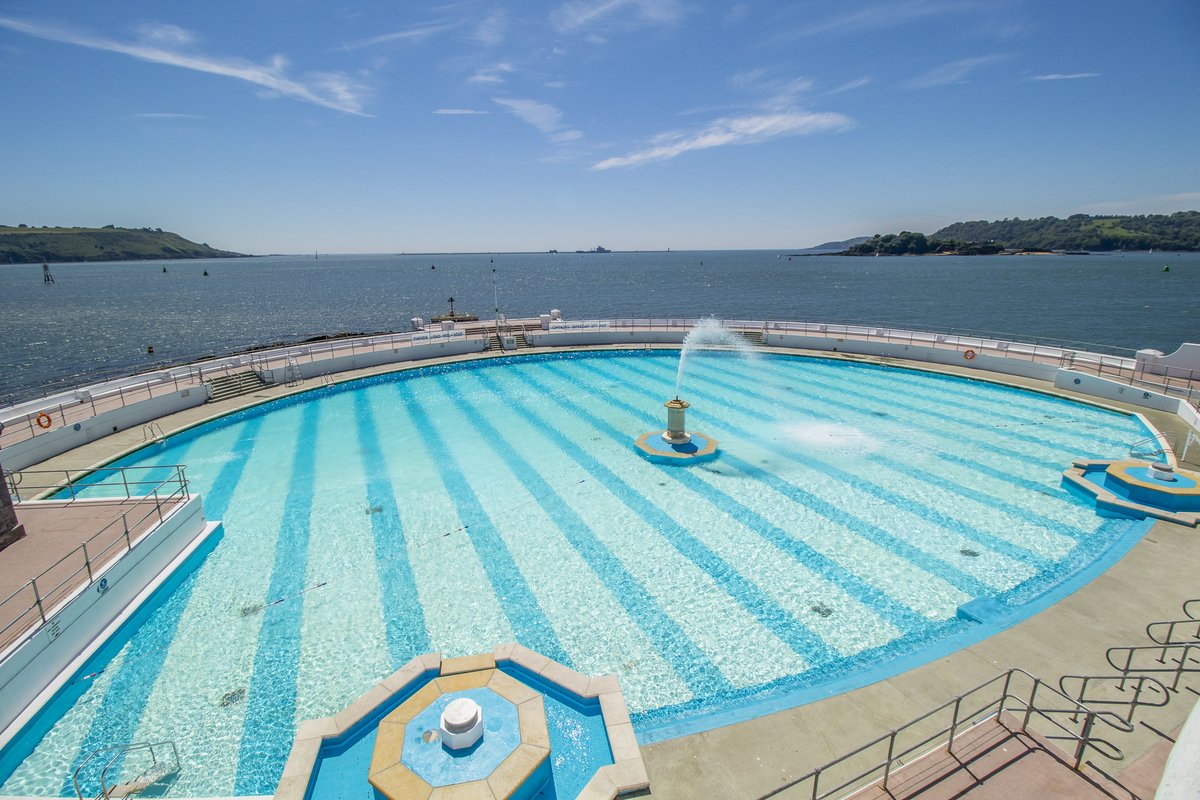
[0,349,1156,796]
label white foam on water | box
[777,422,882,455]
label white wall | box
[256,339,486,385]
[1054,370,1184,413]
[2,388,207,471]
[0,496,216,748]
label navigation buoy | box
[203,270,209,276]
[147,345,155,354]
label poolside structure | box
[2,316,1200,796]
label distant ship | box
[575,245,611,253]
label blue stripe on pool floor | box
[441,372,729,695]
[61,416,265,797]
[352,391,431,666]
[397,381,571,666]
[234,403,320,794]
[500,366,842,669]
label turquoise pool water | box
[0,350,1150,796]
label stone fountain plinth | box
[635,397,718,465]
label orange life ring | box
[35,412,53,429]
[963,349,977,360]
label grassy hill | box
[0,225,248,263]
[933,211,1200,251]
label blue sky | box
[1,0,1197,253]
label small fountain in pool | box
[634,319,743,464]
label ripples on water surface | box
[1,250,1197,401]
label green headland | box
[0,225,247,263]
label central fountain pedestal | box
[635,397,718,465]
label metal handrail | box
[4,317,1196,450]
[73,739,180,800]
[0,466,189,656]
[1057,674,1171,725]
[1146,618,1200,646]
[1106,642,1200,691]
[754,668,1127,800]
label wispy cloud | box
[433,107,489,115]
[552,0,684,33]
[0,15,371,114]
[725,3,751,23]
[474,10,508,46]
[783,0,989,39]
[133,111,206,119]
[468,61,515,84]
[827,76,872,95]
[494,97,582,143]
[344,20,459,49]
[136,23,193,46]
[728,67,767,89]
[1030,72,1100,81]
[904,54,1007,89]
[592,110,853,170]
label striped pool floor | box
[0,350,1149,797]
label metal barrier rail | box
[4,316,1194,451]
[0,466,189,656]
[1147,618,1200,646]
[1106,642,1200,691]
[755,668,1127,800]
[1057,674,1171,725]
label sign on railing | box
[410,330,467,345]
[547,320,612,331]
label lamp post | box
[491,258,500,338]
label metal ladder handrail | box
[1106,642,1200,691]
[73,740,180,800]
[753,668,1126,800]
[1057,674,1171,725]
[1147,618,1200,646]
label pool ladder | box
[73,740,180,800]
[141,423,165,444]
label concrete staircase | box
[487,331,533,352]
[738,330,765,346]
[205,370,267,402]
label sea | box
[1,250,1197,406]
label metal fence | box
[755,668,1128,800]
[0,466,190,656]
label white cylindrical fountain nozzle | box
[662,397,692,444]
[439,697,484,750]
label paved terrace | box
[6,341,1200,799]
[0,492,188,654]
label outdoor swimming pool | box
[0,349,1152,796]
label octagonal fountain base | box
[1063,458,1200,527]
[276,647,648,800]
[634,430,719,465]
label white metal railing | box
[0,465,190,655]
[3,317,1195,452]
[754,668,1129,800]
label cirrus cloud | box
[591,110,853,170]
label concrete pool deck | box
[9,343,1200,798]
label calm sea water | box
[1,250,1196,404]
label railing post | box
[123,513,132,548]
[811,767,820,800]
[31,578,46,623]
[1074,711,1095,769]
[82,542,93,583]
[881,729,897,789]
[1022,678,1039,732]
[154,490,163,523]
[947,696,962,755]
[121,469,131,499]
